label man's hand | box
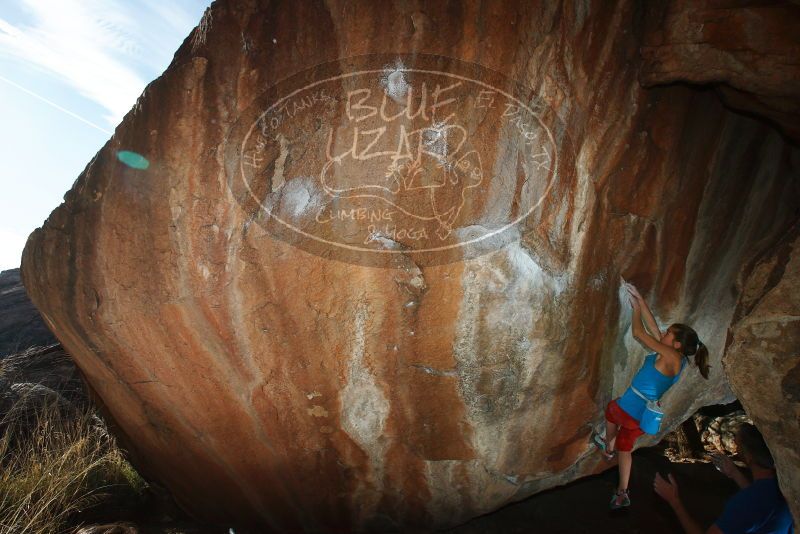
[710,453,737,478]
[710,452,750,489]
[654,472,680,507]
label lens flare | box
[117,150,150,170]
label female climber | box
[594,280,710,509]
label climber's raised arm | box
[629,296,681,360]
[625,282,661,339]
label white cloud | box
[0,0,207,126]
[0,18,22,39]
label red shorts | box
[605,399,643,452]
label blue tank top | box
[617,353,686,421]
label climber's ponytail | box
[670,323,710,380]
[694,341,710,379]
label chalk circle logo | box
[224,54,569,267]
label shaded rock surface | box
[21,0,800,531]
[0,268,57,357]
[640,0,800,144]
[725,222,800,521]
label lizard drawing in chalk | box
[320,120,483,240]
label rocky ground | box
[449,432,740,534]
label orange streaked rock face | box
[21,0,799,531]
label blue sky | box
[0,0,212,270]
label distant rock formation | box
[0,268,57,357]
[0,269,88,473]
[20,0,800,531]
[0,344,88,431]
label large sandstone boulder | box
[21,0,799,530]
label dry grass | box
[0,393,147,533]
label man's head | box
[735,423,775,470]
